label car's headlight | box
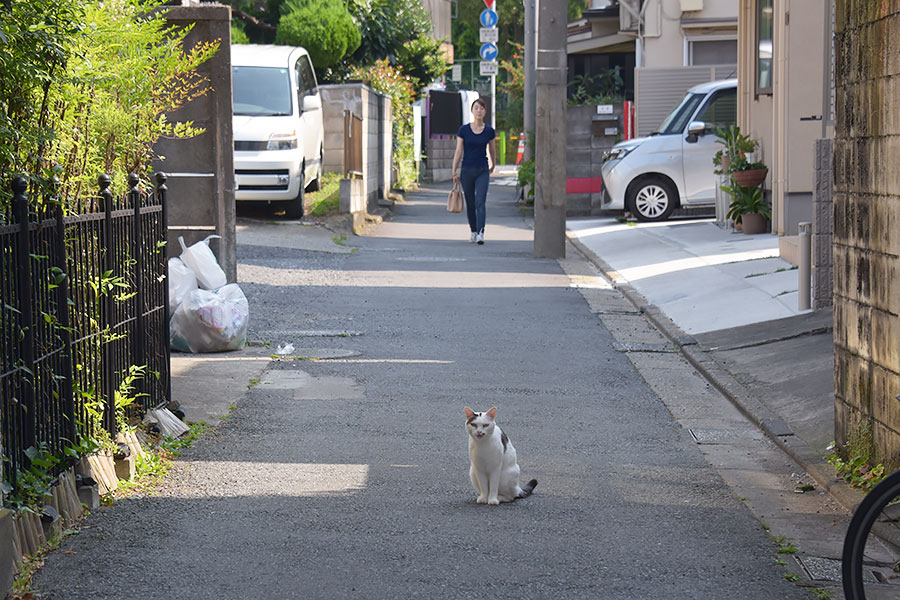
[602,145,639,163]
[266,132,298,150]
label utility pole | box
[533,0,566,258]
[523,0,536,164]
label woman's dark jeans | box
[459,167,489,233]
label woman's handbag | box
[446,183,463,213]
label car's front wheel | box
[306,146,323,193]
[282,164,305,219]
[627,177,677,222]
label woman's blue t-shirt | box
[458,124,495,169]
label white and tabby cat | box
[464,407,537,505]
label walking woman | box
[452,98,496,244]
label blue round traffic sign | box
[480,8,498,28]
[479,42,499,61]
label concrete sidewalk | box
[567,216,851,508]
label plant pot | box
[741,212,768,235]
[732,167,768,188]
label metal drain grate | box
[688,428,757,444]
[613,342,676,353]
[794,556,843,582]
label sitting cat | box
[464,407,537,505]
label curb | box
[566,232,865,515]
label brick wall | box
[833,2,900,464]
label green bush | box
[349,60,417,190]
[0,0,218,206]
[275,0,360,69]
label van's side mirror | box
[685,120,707,143]
[302,94,322,112]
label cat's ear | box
[464,407,475,420]
[486,407,497,420]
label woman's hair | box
[471,98,487,110]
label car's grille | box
[235,169,290,175]
[235,168,291,192]
[234,141,268,151]
[239,185,289,191]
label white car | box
[231,44,324,218]
[600,78,737,222]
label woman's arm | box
[488,139,497,174]
[452,136,464,183]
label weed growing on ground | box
[810,588,831,599]
[114,422,211,498]
[306,173,341,216]
[826,420,887,491]
[11,527,78,597]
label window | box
[295,55,316,95]
[657,92,705,135]
[688,39,737,66]
[757,0,773,94]
[232,67,292,116]
[696,88,737,131]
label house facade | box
[568,0,738,135]
[736,0,834,242]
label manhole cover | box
[280,330,364,337]
[395,256,467,262]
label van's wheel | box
[282,165,305,219]
[627,177,677,222]
[306,146,323,193]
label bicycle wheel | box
[843,467,900,599]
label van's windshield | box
[655,92,705,135]
[232,66,292,116]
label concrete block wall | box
[566,104,623,216]
[425,136,456,182]
[833,2,900,465]
[152,5,235,281]
[320,84,393,211]
[812,138,834,310]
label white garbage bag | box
[169,284,249,353]
[179,235,227,290]
[168,257,198,314]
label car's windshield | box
[656,92,705,135]
[232,66,292,116]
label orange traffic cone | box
[515,136,525,164]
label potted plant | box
[713,126,768,187]
[722,182,771,234]
[713,125,756,175]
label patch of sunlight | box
[238,264,570,288]
[617,248,780,283]
[175,462,369,498]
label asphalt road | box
[33,180,805,599]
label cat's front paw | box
[487,497,500,505]
[476,495,488,504]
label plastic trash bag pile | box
[168,235,249,353]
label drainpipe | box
[798,221,811,311]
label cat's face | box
[464,407,497,440]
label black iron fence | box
[0,173,170,487]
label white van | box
[600,78,737,221]
[231,44,324,218]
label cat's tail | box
[517,479,538,499]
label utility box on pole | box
[533,0,566,258]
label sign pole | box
[479,3,499,131]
